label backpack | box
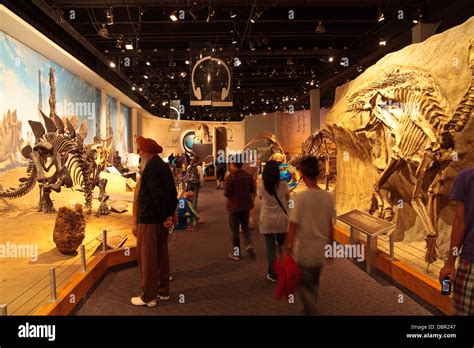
[186,164,200,184]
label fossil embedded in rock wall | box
[327,18,474,268]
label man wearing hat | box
[131,136,177,307]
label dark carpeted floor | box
[75,182,437,316]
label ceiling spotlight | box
[328,56,334,63]
[105,8,114,25]
[249,38,255,51]
[250,9,261,23]
[229,9,237,18]
[206,7,215,23]
[109,61,116,68]
[125,40,134,50]
[138,87,143,92]
[377,8,385,22]
[232,37,238,45]
[233,57,242,67]
[143,74,149,79]
[413,7,423,24]
[185,60,190,65]
[315,21,325,33]
[162,100,167,106]
[146,61,150,66]
[170,10,178,22]
[131,86,136,91]
[179,71,187,78]
[379,34,387,46]
[357,65,363,72]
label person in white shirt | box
[285,156,335,315]
[257,160,289,282]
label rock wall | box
[326,17,474,260]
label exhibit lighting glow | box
[170,10,178,21]
[138,87,143,91]
[162,101,167,106]
[132,86,136,91]
[232,37,238,44]
[143,74,149,79]
[109,61,116,68]
[146,61,151,66]
[125,41,134,50]
[185,60,190,64]
[207,73,211,83]
[229,9,237,18]
[328,56,334,62]
[263,112,266,115]
[379,35,387,46]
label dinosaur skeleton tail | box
[0,162,37,199]
[444,42,474,134]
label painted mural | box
[0,31,100,172]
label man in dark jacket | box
[224,158,256,260]
[131,136,177,307]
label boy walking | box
[285,156,335,315]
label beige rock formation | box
[326,17,474,263]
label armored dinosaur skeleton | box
[345,42,473,267]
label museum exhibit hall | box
[0,0,473,344]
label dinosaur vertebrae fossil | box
[0,111,111,217]
[290,129,337,191]
[345,44,473,265]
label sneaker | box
[158,295,170,301]
[245,245,256,259]
[228,252,240,260]
[131,296,157,307]
[266,274,278,283]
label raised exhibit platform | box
[0,170,136,315]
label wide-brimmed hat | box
[136,136,163,154]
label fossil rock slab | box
[326,17,474,262]
[53,204,86,254]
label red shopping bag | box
[273,252,301,300]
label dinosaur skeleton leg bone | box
[371,155,401,218]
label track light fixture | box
[109,61,116,68]
[250,8,262,23]
[229,9,237,18]
[125,40,134,50]
[413,7,423,24]
[170,10,178,21]
[249,38,255,51]
[189,2,199,20]
[377,8,385,22]
[105,7,114,25]
[206,7,215,23]
[379,33,387,46]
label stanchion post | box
[49,268,57,302]
[80,245,87,272]
[102,229,107,253]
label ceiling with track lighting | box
[3,0,472,121]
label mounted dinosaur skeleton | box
[244,130,337,190]
[342,42,473,267]
[0,67,112,217]
[0,110,112,216]
[290,129,337,191]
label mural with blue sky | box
[0,31,100,144]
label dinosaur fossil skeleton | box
[290,129,337,191]
[343,43,473,266]
[0,109,112,217]
[243,131,286,162]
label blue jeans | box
[187,182,200,210]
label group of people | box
[131,135,473,316]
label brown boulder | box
[53,204,86,254]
